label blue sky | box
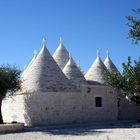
[0,0,140,73]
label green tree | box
[127,9,140,44]
[105,57,140,105]
[0,65,21,124]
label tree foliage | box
[0,65,21,123]
[127,9,140,44]
[105,57,140,105]
[0,65,21,97]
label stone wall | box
[118,99,140,120]
[2,95,26,124]
[2,85,118,126]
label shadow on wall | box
[24,94,32,126]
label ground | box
[0,121,140,140]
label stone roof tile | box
[22,38,77,92]
[53,37,69,69]
[85,50,106,84]
[63,54,86,86]
[104,50,119,73]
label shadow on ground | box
[33,127,107,136]
[22,121,137,136]
[0,121,137,136]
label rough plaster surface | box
[2,85,118,126]
[2,95,26,123]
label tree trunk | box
[0,96,3,124]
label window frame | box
[95,97,102,107]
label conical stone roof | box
[22,38,77,92]
[21,50,37,77]
[104,50,119,73]
[53,37,69,70]
[76,60,85,75]
[63,54,86,86]
[85,50,106,84]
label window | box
[95,97,102,107]
[117,100,120,107]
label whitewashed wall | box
[2,85,118,126]
[2,95,26,124]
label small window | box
[117,100,120,107]
[95,97,102,107]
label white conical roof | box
[53,37,69,69]
[104,50,119,73]
[22,38,76,92]
[21,50,37,77]
[63,54,86,86]
[76,60,85,75]
[85,50,106,84]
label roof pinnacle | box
[106,50,110,57]
[42,37,46,47]
[59,36,63,44]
